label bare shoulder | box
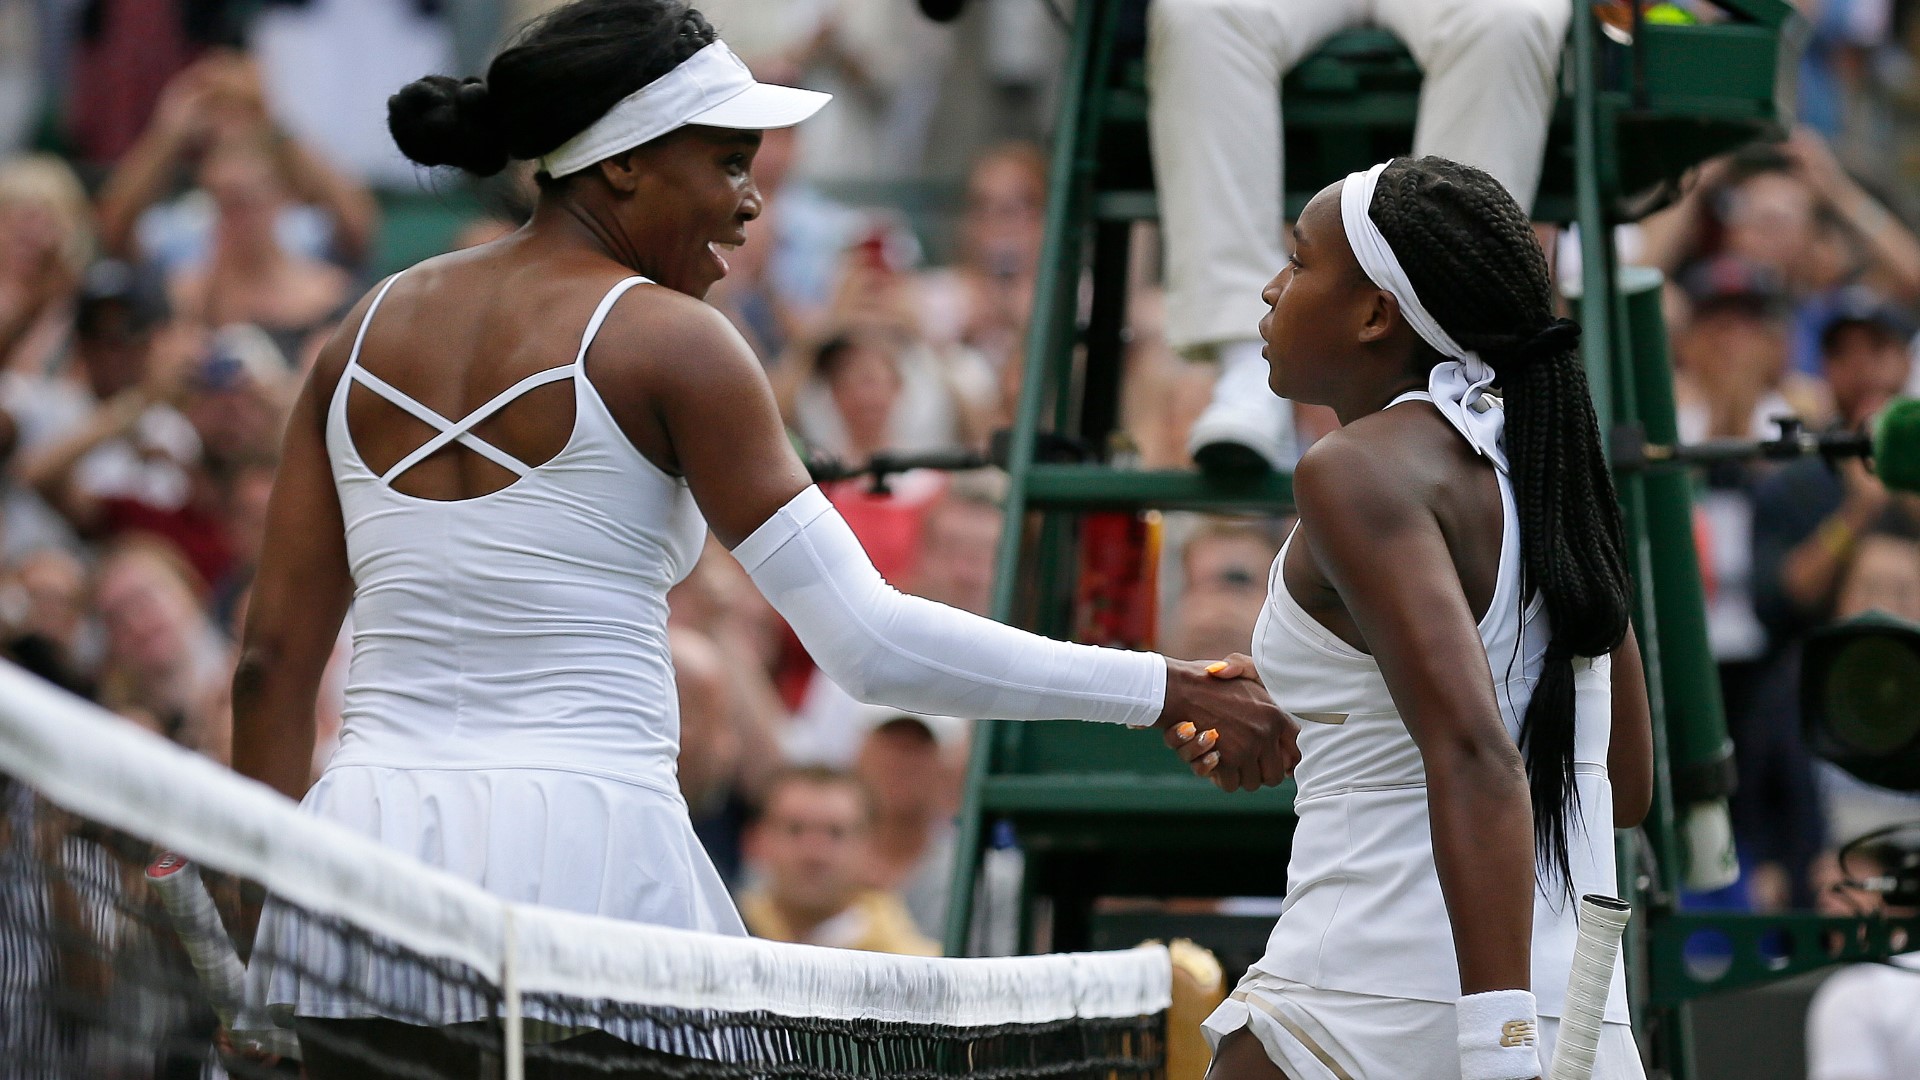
[586,284,763,399]
[1296,403,1471,520]
[1293,415,1430,527]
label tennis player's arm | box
[615,299,1293,787]
[1292,435,1535,996]
[231,318,356,803]
[1609,625,1652,828]
[636,299,1158,722]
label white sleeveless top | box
[1248,387,1628,1023]
[261,275,745,998]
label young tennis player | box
[1182,157,1655,1080]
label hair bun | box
[388,75,511,177]
[1517,317,1581,363]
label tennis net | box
[0,660,1169,1079]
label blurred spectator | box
[737,766,940,955]
[0,155,91,373]
[1672,281,1817,669]
[0,547,96,694]
[1735,526,1920,910]
[916,141,1046,374]
[1741,293,1919,904]
[906,474,1004,617]
[92,535,231,763]
[12,308,236,587]
[3,261,156,564]
[747,0,951,187]
[783,232,995,461]
[853,709,965,940]
[667,539,790,800]
[674,624,752,885]
[1804,841,1920,1080]
[207,452,278,621]
[249,0,453,187]
[1164,518,1284,661]
[793,329,907,468]
[1752,295,1920,648]
[1797,0,1896,139]
[1118,270,1221,470]
[64,0,245,167]
[1673,280,1822,445]
[96,52,379,275]
[783,321,980,596]
[179,323,298,463]
[1671,275,1829,898]
[670,536,788,681]
[0,787,121,1080]
[163,135,354,357]
[1642,134,1920,375]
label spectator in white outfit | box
[1147,0,1571,472]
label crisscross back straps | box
[356,364,575,482]
[344,274,649,486]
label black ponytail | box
[1367,156,1633,896]
[388,0,718,176]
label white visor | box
[537,40,831,178]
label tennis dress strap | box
[341,274,645,486]
[574,276,650,364]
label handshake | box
[1152,655,1300,792]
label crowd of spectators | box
[2,0,1920,999]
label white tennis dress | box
[1202,379,1643,1080]
[253,274,744,1021]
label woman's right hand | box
[1157,654,1297,792]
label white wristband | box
[1457,989,1541,1080]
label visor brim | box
[686,82,832,131]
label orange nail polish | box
[1206,661,1228,674]
[1175,722,1197,741]
[1200,729,1218,746]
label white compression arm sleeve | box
[735,486,1166,726]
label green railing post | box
[946,0,1122,955]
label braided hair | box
[1367,156,1632,894]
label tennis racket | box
[1547,894,1632,1080]
[145,852,300,1059]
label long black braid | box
[1367,156,1633,895]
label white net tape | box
[0,659,1170,1028]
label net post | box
[503,904,524,1080]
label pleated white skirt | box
[249,763,746,1023]
[1202,971,1647,1080]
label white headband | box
[537,41,831,179]
[1340,162,1476,362]
[1341,161,1507,471]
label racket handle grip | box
[1548,894,1631,1080]
[146,852,246,1026]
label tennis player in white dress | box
[230,0,1292,1071]
[1179,157,1656,1080]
